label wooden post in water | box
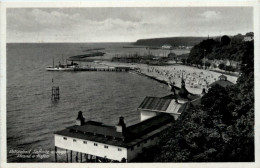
[89,154,92,162]
[51,79,59,101]
[51,86,59,101]
[54,147,57,162]
[66,149,68,163]
[80,152,82,163]
[84,154,87,162]
[70,150,72,163]
[75,152,78,162]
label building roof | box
[177,102,189,114]
[219,74,227,80]
[138,71,201,114]
[138,96,184,114]
[168,88,196,102]
[209,80,234,88]
[138,97,172,111]
[190,97,202,106]
[55,114,174,148]
[169,75,200,100]
[126,114,174,139]
[67,121,124,139]
[162,44,172,47]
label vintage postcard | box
[0,1,259,168]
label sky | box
[7,7,253,43]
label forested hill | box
[134,37,208,47]
[187,33,254,65]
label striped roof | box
[138,97,171,111]
[138,97,183,114]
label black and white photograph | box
[0,1,259,167]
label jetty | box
[73,66,131,72]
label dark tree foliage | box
[225,66,235,72]
[168,52,177,58]
[181,58,186,65]
[231,34,244,44]
[139,36,254,162]
[205,61,211,68]
[188,33,253,64]
[221,35,231,46]
[219,63,225,70]
[245,32,254,36]
[224,40,254,162]
[201,85,232,125]
[188,39,219,65]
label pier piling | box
[66,149,68,163]
[70,150,72,163]
[80,152,82,163]
[54,147,57,162]
[51,86,60,101]
[75,152,78,162]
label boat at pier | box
[46,64,78,71]
[46,58,79,71]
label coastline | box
[129,69,169,86]
[98,61,238,95]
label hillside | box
[134,37,209,47]
[186,33,254,68]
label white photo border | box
[0,1,259,168]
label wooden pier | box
[74,67,131,72]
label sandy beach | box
[99,61,238,95]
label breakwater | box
[129,70,169,86]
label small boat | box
[46,57,79,71]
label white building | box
[243,36,254,42]
[138,77,201,121]
[54,76,202,162]
[138,96,188,121]
[162,44,172,49]
[54,112,174,162]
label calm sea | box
[7,43,171,162]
